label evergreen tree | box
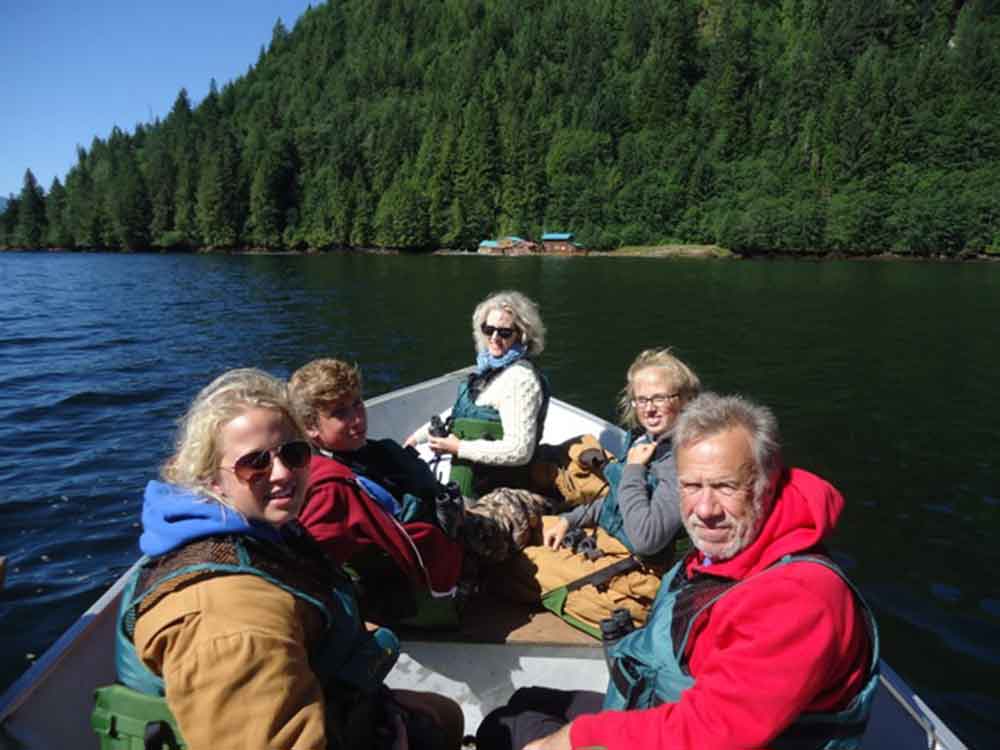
[110,147,152,249]
[15,170,46,248]
[452,97,500,246]
[247,134,295,248]
[374,166,430,248]
[0,196,19,246]
[146,136,177,245]
[173,139,199,246]
[45,178,72,248]
[425,121,459,244]
[196,128,243,247]
[544,129,611,235]
[349,172,373,248]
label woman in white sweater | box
[406,289,549,472]
[406,290,554,561]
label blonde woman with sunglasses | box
[405,289,548,481]
[112,368,463,750]
[404,290,555,562]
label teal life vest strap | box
[116,535,343,696]
[117,532,399,697]
[594,460,637,553]
[596,435,675,560]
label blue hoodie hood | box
[140,480,282,557]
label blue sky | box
[0,0,317,198]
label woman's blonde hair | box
[471,290,546,356]
[288,358,363,429]
[617,348,702,429]
[162,368,305,501]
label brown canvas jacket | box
[133,573,329,750]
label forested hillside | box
[2,0,998,256]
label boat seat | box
[393,592,600,648]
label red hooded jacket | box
[570,468,873,750]
[298,453,463,595]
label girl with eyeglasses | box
[112,368,463,750]
[497,349,702,636]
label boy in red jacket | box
[289,359,464,622]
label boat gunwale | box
[0,558,143,721]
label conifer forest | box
[2,0,998,257]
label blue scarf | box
[475,343,526,374]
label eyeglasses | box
[631,393,681,409]
[481,324,517,340]
[222,440,312,482]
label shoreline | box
[1,244,998,263]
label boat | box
[0,368,968,749]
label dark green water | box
[0,252,997,745]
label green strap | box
[541,586,601,639]
[91,684,187,749]
[539,555,643,639]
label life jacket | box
[95,527,399,749]
[333,439,443,525]
[594,433,678,558]
[449,359,550,497]
[603,554,880,749]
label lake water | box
[0,251,997,746]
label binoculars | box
[434,481,464,539]
[428,414,455,438]
[561,527,603,561]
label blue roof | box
[542,232,574,241]
[481,236,529,247]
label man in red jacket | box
[477,393,878,750]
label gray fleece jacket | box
[560,436,681,557]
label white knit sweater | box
[413,361,545,466]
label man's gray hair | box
[673,392,782,507]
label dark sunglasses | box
[224,440,312,482]
[481,323,517,340]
